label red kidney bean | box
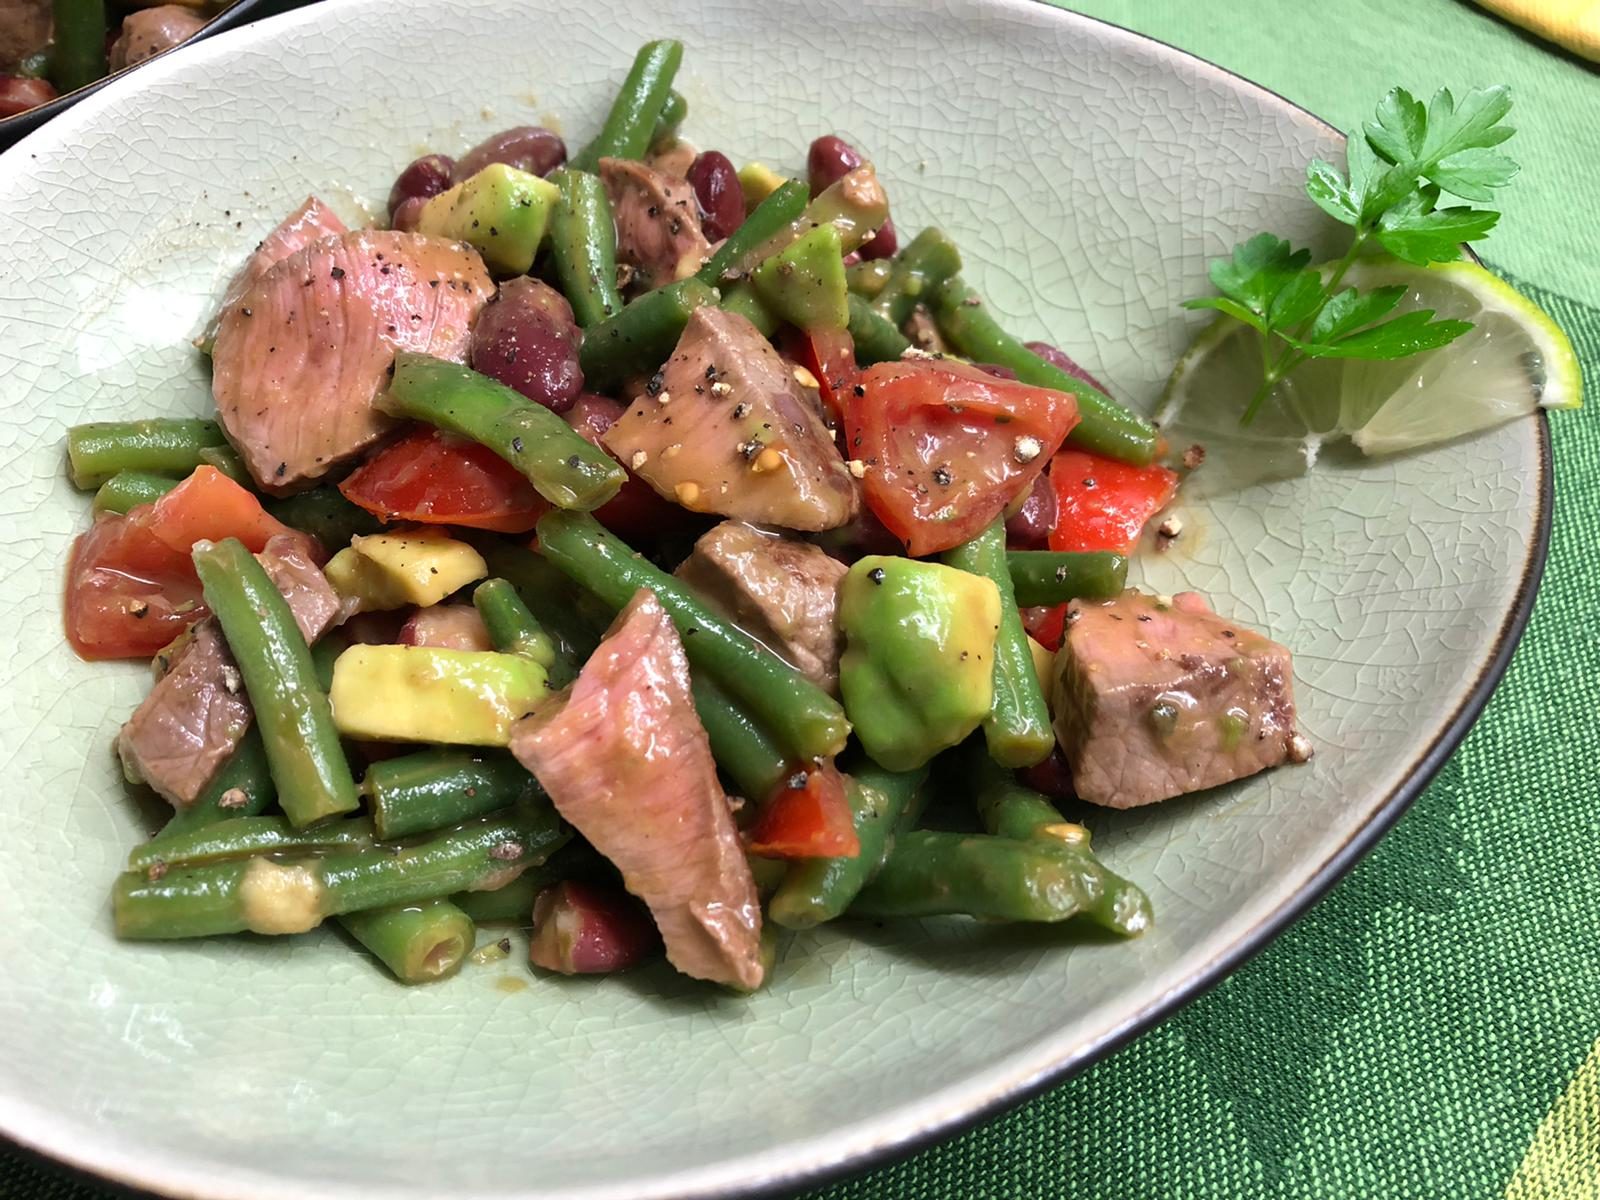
[389,196,427,232]
[1005,473,1058,550]
[455,126,566,181]
[0,76,56,118]
[807,134,864,197]
[1024,340,1111,395]
[562,394,693,539]
[470,278,584,413]
[857,216,898,260]
[1020,748,1076,801]
[686,151,743,242]
[387,154,455,222]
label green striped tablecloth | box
[5,0,1597,1197]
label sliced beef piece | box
[107,5,206,71]
[398,604,493,650]
[116,536,338,807]
[602,307,859,532]
[1051,589,1300,809]
[598,156,711,289]
[212,230,493,493]
[645,139,697,181]
[209,196,348,344]
[509,589,763,990]
[675,520,847,692]
[0,0,51,73]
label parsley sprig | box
[1185,85,1520,423]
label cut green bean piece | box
[66,418,224,489]
[476,541,609,674]
[548,169,624,328]
[578,277,719,393]
[363,749,542,841]
[848,294,911,364]
[718,282,779,336]
[473,579,558,672]
[846,258,893,298]
[158,729,276,838]
[50,0,106,93]
[871,228,963,327]
[571,40,684,171]
[197,443,251,485]
[649,88,688,150]
[691,673,791,802]
[309,628,348,693]
[131,816,374,874]
[451,841,614,922]
[339,900,477,983]
[769,761,928,930]
[266,487,384,551]
[1006,550,1129,606]
[93,471,179,515]
[383,353,624,511]
[536,511,851,761]
[114,806,569,940]
[932,276,1158,466]
[943,519,1054,767]
[697,178,809,284]
[192,538,360,829]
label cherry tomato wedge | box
[1020,603,1068,651]
[562,394,693,540]
[845,359,1080,556]
[340,427,547,534]
[789,326,858,425]
[745,764,860,860]
[1047,450,1178,554]
[148,466,298,555]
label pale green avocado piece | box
[416,163,559,274]
[838,555,1001,771]
[323,528,487,613]
[329,645,549,747]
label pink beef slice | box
[207,197,348,345]
[598,156,711,289]
[1052,589,1300,809]
[602,307,859,532]
[116,535,338,807]
[675,520,848,693]
[509,588,764,990]
[211,229,493,493]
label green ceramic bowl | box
[0,1,1547,1196]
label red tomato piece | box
[790,326,858,424]
[1047,450,1178,554]
[1021,603,1068,651]
[745,764,860,860]
[147,465,298,555]
[65,512,204,660]
[845,359,1080,556]
[339,427,547,534]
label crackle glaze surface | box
[0,1,1544,1197]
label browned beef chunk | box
[599,156,711,289]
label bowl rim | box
[0,0,1554,1196]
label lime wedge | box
[1157,257,1581,471]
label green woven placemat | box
[5,0,1597,1197]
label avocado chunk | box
[751,222,849,332]
[837,555,1001,770]
[324,528,487,612]
[737,161,786,211]
[329,645,548,746]
[416,163,559,275]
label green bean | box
[450,841,614,922]
[717,282,779,336]
[475,541,609,673]
[113,807,568,940]
[92,471,178,515]
[536,511,851,761]
[382,353,624,511]
[339,900,477,983]
[548,169,624,328]
[472,579,558,673]
[363,749,542,841]
[131,816,374,874]
[649,89,688,150]
[848,294,911,364]
[191,538,360,829]
[266,487,384,551]
[50,0,106,93]
[931,276,1158,466]
[309,628,347,693]
[1006,550,1129,605]
[696,178,809,284]
[871,228,963,327]
[578,277,719,393]
[769,761,928,930]
[66,418,224,489]
[846,259,893,299]
[157,729,277,838]
[943,519,1053,767]
[570,40,684,172]
[690,673,791,802]
[197,444,251,486]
